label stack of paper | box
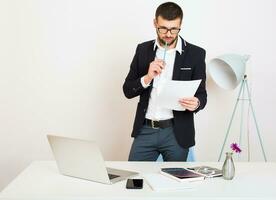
[157,79,201,111]
[143,173,193,192]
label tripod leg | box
[239,80,246,158]
[218,81,244,161]
[245,80,267,161]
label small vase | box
[222,152,235,180]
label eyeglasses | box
[157,27,181,34]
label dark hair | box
[155,2,183,21]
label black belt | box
[144,119,173,129]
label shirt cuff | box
[141,76,151,88]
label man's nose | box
[166,31,172,37]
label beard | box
[158,35,178,47]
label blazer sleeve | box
[192,49,207,113]
[123,45,147,99]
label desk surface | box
[1,161,276,200]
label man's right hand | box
[144,59,165,85]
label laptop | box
[47,134,138,184]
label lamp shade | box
[208,54,249,90]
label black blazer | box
[123,37,207,148]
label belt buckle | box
[151,120,159,129]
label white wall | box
[1,0,276,190]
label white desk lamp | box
[208,54,267,161]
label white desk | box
[1,161,276,200]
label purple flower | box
[230,143,242,153]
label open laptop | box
[47,134,138,184]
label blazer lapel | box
[147,41,157,89]
[172,37,188,80]
[148,41,157,65]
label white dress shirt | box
[141,36,183,120]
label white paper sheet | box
[157,79,201,111]
[143,173,193,191]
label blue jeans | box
[128,125,189,161]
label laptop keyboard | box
[108,173,120,180]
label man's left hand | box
[179,97,199,111]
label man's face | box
[154,16,182,47]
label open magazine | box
[186,166,222,178]
[160,166,222,182]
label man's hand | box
[179,97,200,111]
[144,59,165,85]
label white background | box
[1,0,276,190]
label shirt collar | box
[153,36,185,54]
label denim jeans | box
[128,125,189,161]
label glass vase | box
[222,152,235,180]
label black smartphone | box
[126,178,143,189]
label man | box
[123,2,207,161]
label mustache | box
[158,36,177,46]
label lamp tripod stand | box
[218,75,267,162]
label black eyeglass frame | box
[157,27,181,34]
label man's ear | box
[153,19,157,28]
